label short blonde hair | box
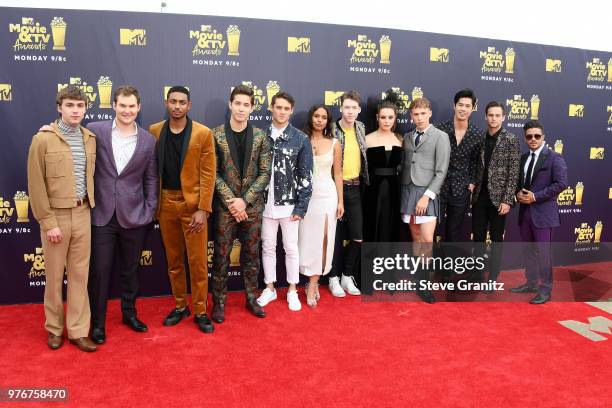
[410,97,431,110]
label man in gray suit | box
[400,97,450,302]
[86,86,158,343]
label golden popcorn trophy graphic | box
[530,95,540,120]
[227,25,241,56]
[97,76,113,108]
[575,182,584,205]
[230,239,241,267]
[505,48,515,74]
[553,140,563,154]
[608,58,612,82]
[266,81,281,110]
[50,17,67,51]
[14,191,30,223]
[594,221,603,243]
[379,35,391,64]
[411,87,424,101]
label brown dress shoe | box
[47,333,64,350]
[69,337,97,352]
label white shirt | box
[523,143,545,184]
[111,120,138,175]
[263,124,294,219]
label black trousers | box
[471,192,507,281]
[330,185,363,281]
[88,213,150,329]
[439,190,471,242]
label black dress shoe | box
[246,299,266,318]
[91,327,106,344]
[529,293,551,304]
[211,303,225,324]
[194,314,214,333]
[163,307,190,326]
[123,315,148,332]
[417,289,436,304]
[510,283,538,293]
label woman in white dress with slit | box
[299,105,344,307]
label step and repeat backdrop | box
[0,7,611,304]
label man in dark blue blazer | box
[87,86,159,342]
[511,120,568,304]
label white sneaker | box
[328,276,346,297]
[341,275,361,295]
[287,290,302,311]
[257,287,277,306]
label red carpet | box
[1,291,610,407]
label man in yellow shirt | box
[329,91,369,296]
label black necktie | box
[525,152,536,188]
[415,131,423,147]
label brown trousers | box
[41,205,91,339]
[159,190,209,315]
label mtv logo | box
[559,317,612,341]
[0,84,12,101]
[546,59,562,72]
[201,25,212,32]
[324,91,344,107]
[430,47,449,62]
[164,86,190,100]
[568,104,584,117]
[120,29,147,46]
[357,35,367,41]
[590,147,604,159]
[22,17,34,25]
[140,250,152,266]
[288,37,311,53]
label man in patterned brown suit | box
[211,84,272,323]
[472,101,521,287]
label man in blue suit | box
[86,86,159,342]
[511,120,568,304]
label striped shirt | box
[57,120,87,199]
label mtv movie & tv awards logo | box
[430,47,449,63]
[557,182,584,214]
[346,34,392,74]
[0,192,32,235]
[479,46,515,83]
[8,16,68,63]
[190,24,241,68]
[585,57,612,91]
[58,76,115,120]
[574,221,604,252]
[505,94,540,127]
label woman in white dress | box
[299,105,344,307]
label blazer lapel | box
[242,123,255,176]
[119,124,144,175]
[225,122,241,171]
[179,117,193,170]
[103,121,118,175]
[531,147,548,181]
[157,120,169,177]
[519,152,528,188]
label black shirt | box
[435,120,484,197]
[230,126,247,177]
[482,128,501,195]
[162,127,186,189]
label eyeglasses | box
[525,134,543,140]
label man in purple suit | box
[86,86,159,342]
[510,120,568,304]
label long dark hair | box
[303,104,333,139]
[378,90,403,141]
